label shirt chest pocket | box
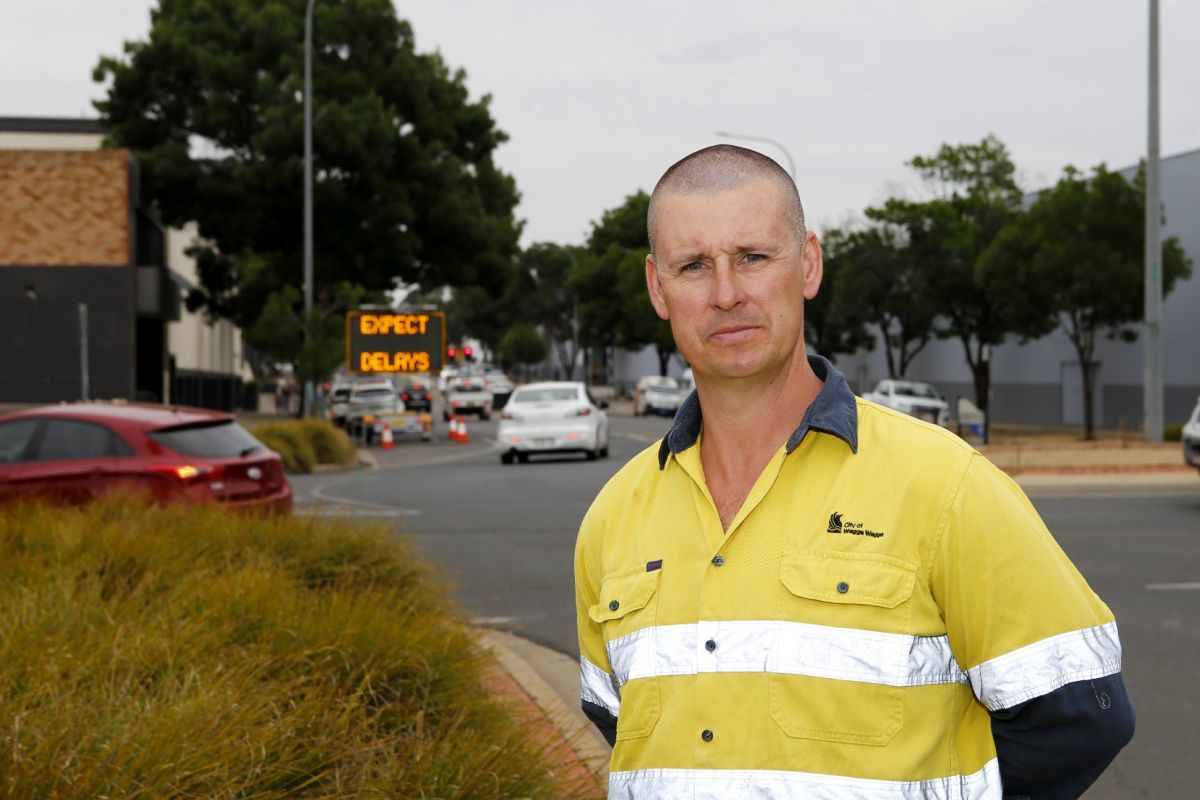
[588,566,661,642]
[770,550,918,746]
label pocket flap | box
[780,550,917,608]
[589,567,660,623]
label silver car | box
[1183,395,1200,474]
[498,382,609,464]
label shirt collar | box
[657,354,859,470]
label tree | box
[888,135,1027,414]
[499,324,548,379]
[521,243,583,379]
[982,163,1192,439]
[823,223,936,375]
[572,191,677,376]
[93,0,521,377]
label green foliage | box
[1163,423,1183,442]
[499,323,548,367]
[573,191,676,373]
[296,418,359,465]
[982,162,1192,438]
[885,134,1027,411]
[521,242,583,379]
[94,0,521,371]
[253,421,319,473]
[0,499,586,798]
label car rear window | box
[353,388,394,399]
[150,420,263,458]
[512,388,578,403]
[332,389,352,401]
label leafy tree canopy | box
[94,0,522,370]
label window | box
[150,420,263,458]
[0,419,40,464]
[36,419,132,461]
[512,387,579,403]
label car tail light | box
[152,464,221,485]
[401,393,410,401]
[574,408,591,417]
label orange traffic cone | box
[380,421,395,450]
[457,414,469,444]
[447,415,457,441]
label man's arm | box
[990,674,1134,799]
[575,508,618,747]
[933,454,1135,798]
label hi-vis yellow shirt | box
[575,358,1122,800]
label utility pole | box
[1143,0,1163,442]
[303,0,316,417]
[78,303,89,401]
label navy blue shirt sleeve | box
[990,673,1134,799]
[582,699,617,747]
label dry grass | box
[0,497,587,798]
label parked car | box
[345,380,402,442]
[397,379,432,413]
[326,383,353,426]
[1183,395,1200,474]
[498,382,609,464]
[634,375,684,417]
[863,379,950,427]
[444,370,493,421]
[0,403,292,512]
[486,369,515,408]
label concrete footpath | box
[478,440,1197,794]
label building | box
[0,116,252,410]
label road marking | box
[297,506,420,518]
[621,433,658,443]
[471,616,523,626]
[308,476,423,516]
[1146,582,1200,591]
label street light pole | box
[714,130,797,183]
[1143,0,1163,442]
[303,0,316,417]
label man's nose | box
[710,261,745,310]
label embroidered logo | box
[826,512,885,539]
[646,559,663,572]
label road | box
[292,414,1200,799]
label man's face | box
[645,178,822,383]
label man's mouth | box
[709,325,759,343]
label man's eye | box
[681,261,705,272]
[744,253,765,263]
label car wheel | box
[599,446,609,459]
[586,449,598,461]
[500,452,514,465]
[516,453,529,464]
[479,409,490,421]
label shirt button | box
[701,729,714,742]
[705,639,717,652]
[609,600,620,611]
[837,581,850,594]
[711,554,725,567]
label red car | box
[0,403,292,512]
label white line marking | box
[297,507,420,518]
[1146,582,1200,591]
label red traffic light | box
[463,345,473,359]
[448,346,457,359]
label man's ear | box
[801,231,824,301]
[646,253,670,320]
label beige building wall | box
[166,222,252,381]
[0,131,105,151]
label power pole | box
[1143,0,1163,442]
[303,0,316,417]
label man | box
[574,144,1133,799]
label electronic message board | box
[346,310,445,375]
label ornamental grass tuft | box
[0,497,590,798]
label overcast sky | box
[5,1,1199,246]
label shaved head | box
[647,144,805,255]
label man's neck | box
[695,353,824,528]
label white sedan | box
[498,382,609,464]
[863,379,951,427]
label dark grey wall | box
[0,266,135,403]
[1104,384,1200,429]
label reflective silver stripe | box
[608,758,1001,800]
[968,621,1122,711]
[605,621,967,688]
[580,655,621,718]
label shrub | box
[253,423,318,474]
[297,419,358,466]
[0,498,592,799]
[1164,423,1183,442]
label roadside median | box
[0,497,597,798]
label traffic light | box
[448,345,457,359]
[463,345,474,361]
